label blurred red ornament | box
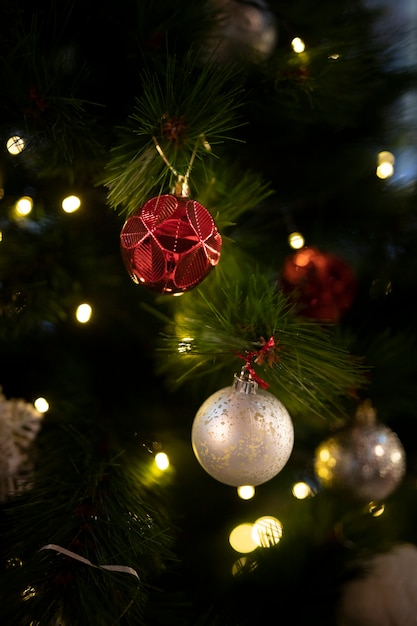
[120,194,222,295]
[281,246,356,322]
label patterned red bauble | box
[120,194,222,295]
[281,246,356,322]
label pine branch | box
[0,419,175,625]
[150,250,368,424]
[101,49,247,215]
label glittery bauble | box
[191,383,294,487]
[120,194,222,295]
[203,0,278,63]
[314,422,406,502]
[281,246,356,322]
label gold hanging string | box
[152,134,211,197]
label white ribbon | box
[40,544,140,580]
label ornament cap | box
[172,175,190,197]
[355,399,376,425]
[233,367,258,395]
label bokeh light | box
[75,303,92,323]
[237,485,255,500]
[6,135,25,155]
[252,516,283,548]
[229,523,257,553]
[62,194,81,213]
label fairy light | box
[75,303,92,323]
[6,135,25,155]
[292,481,312,499]
[376,150,395,179]
[15,195,33,217]
[34,397,49,413]
[252,516,283,548]
[291,37,305,53]
[369,501,385,517]
[62,194,81,213]
[155,452,170,470]
[229,523,257,553]
[237,485,255,500]
[288,231,305,249]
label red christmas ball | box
[120,194,222,294]
[281,246,356,322]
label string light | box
[292,481,312,499]
[252,516,283,548]
[62,194,81,213]
[14,195,33,217]
[6,135,25,155]
[155,452,170,470]
[75,303,92,323]
[288,231,305,249]
[34,397,49,413]
[237,485,255,500]
[229,523,257,553]
[376,150,395,179]
[291,37,305,53]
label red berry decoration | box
[281,246,356,322]
[120,194,222,295]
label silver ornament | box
[314,401,406,502]
[191,369,294,487]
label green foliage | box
[152,251,368,424]
[0,420,175,625]
[101,50,247,215]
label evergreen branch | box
[153,258,368,423]
[101,49,247,215]
[0,420,175,625]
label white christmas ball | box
[191,384,294,487]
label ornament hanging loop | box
[152,134,209,198]
[234,366,258,395]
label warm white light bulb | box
[15,196,33,216]
[291,37,305,53]
[252,516,283,548]
[288,231,305,249]
[292,481,312,499]
[62,195,81,213]
[7,135,25,155]
[237,485,255,500]
[76,303,92,323]
[229,523,257,553]
[155,452,169,470]
[34,397,49,413]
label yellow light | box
[369,501,385,517]
[75,303,92,323]
[6,135,25,155]
[378,150,395,165]
[376,162,394,179]
[252,516,283,548]
[291,37,305,53]
[15,196,33,216]
[288,231,305,249]
[376,151,395,179]
[231,556,258,576]
[237,485,255,500]
[292,481,312,499]
[62,195,81,213]
[229,523,257,553]
[155,452,169,470]
[318,447,330,462]
[34,397,49,413]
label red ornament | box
[120,194,222,294]
[281,246,356,322]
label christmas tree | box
[1,1,417,624]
